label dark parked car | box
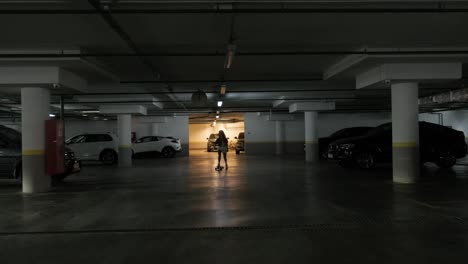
[328,122,467,169]
[235,132,245,154]
[319,127,373,159]
[0,125,80,181]
[206,133,219,152]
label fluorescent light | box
[49,114,56,117]
[82,110,100,114]
[216,115,219,119]
[82,114,88,117]
[103,118,108,121]
[224,44,236,69]
[217,101,223,107]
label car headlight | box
[339,143,355,150]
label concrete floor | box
[1,150,468,263]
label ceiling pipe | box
[3,7,468,14]
[48,86,450,96]
[4,50,468,58]
[120,78,324,84]
[88,0,187,110]
[419,87,468,105]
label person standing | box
[216,130,229,170]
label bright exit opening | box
[189,113,245,155]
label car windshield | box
[330,128,348,138]
[0,126,21,144]
[364,123,391,137]
[66,135,85,144]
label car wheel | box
[100,150,117,165]
[436,152,456,168]
[162,147,176,158]
[354,152,376,169]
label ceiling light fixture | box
[82,110,100,114]
[216,115,219,119]
[224,44,236,69]
[49,113,56,117]
[217,101,223,107]
[82,114,88,117]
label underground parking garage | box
[2,1,468,263]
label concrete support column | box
[151,123,159,136]
[275,121,285,155]
[391,82,420,183]
[21,87,50,193]
[304,111,319,162]
[118,114,132,167]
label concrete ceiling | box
[1,0,468,118]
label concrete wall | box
[189,122,244,149]
[438,110,468,141]
[244,112,305,155]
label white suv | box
[132,136,181,158]
[66,134,118,164]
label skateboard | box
[215,166,224,171]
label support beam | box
[0,67,87,92]
[21,87,50,193]
[99,105,147,115]
[275,121,285,155]
[118,114,132,167]
[305,111,319,163]
[289,102,335,113]
[356,63,462,89]
[392,82,420,183]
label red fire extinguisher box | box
[45,120,65,175]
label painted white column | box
[275,120,285,155]
[21,87,50,193]
[151,123,159,136]
[305,111,318,162]
[391,82,420,183]
[118,114,132,167]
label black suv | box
[328,122,467,169]
[319,127,373,159]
